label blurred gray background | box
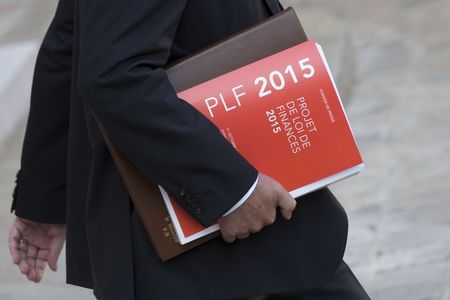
[1,0,449,299]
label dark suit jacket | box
[11,0,348,299]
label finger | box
[8,226,22,264]
[277,191,297,220]
[27,252,47,283]
[48,238,65,272]
[26,267,36,282]
[249,226,262,234]
[29,265,44,283]
[36,257,47,273]
[35,268,44,283]
[261,212,277,226]
[19,247,27,261]
[26,244,38,278]
[18,258,30,275]
[28,266,43,283]
[235,232,250,240]
[34,257,47,283]
[37,248,50,259]
[27,257,36,268]
[248,220,264,233]
[221,232,236,243]
[26,258,37,283]
[10,245,22,266]
[27,244,38,260]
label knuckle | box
[227,237,236,243]
[221,229,232,239]
[237,226,249,236]
[224,225,234,233]
[236,232,250,239]
[261,218,272,226]
[268,213,277,224]
[251,222,264,233]
[221,232,234,243]
[234,230,243,237]
[219,227,228,235]
[288,202,296,212]
[226,229,236,238]
[274,181,284,194]
[249,227,261,234]
[262,210,276,225]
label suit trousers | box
[233,261,370,300]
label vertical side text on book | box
[267,97,318,154]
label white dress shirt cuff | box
[221,173,259,217]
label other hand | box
[8,217,66,282]
[218,172,297,243]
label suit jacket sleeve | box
[77,0,259,227]
[10,0,73,224]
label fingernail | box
[287,213,292,220]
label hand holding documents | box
[218,172,298,244]
[161,40,364,245]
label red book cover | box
[158,40,364,245]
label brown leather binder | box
[96,7,308,261]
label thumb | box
[277,189,297,220]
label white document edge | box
[290,163,365,198]
[160,163,364,245]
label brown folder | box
[96,7,308,261]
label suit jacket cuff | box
[10,169,66,224]
[221,174,259,217]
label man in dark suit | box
[8,0,370,299]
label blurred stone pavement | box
[1,0,449,299]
